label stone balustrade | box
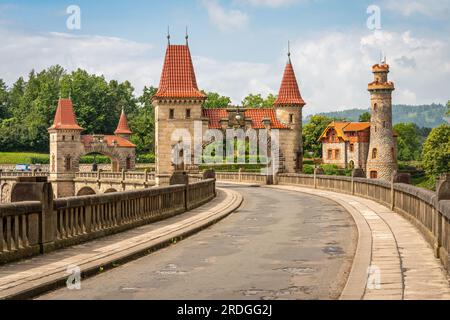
[0,178,216,264]
[216,171,450,275]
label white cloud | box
[0,28,159,94]
[234,0,299,7]
[0,27,448,114]
[201,0,248,31]
[384,0,450,18]
[291,29,450,115]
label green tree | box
[421,124,450,180]
[359,111,371,122]
[202,92,231,109]
[0,79,8,119]
[446,100,450,117]
[302,115,333,157]
[393,123,422,161]
[242,93,277,108]
[130,86,157,154]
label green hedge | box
[79,155,111,164]
[136,154,156,164]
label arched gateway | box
[48,99,136,198]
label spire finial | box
[167,26,171,45]
[185,26,189,45]
[287,40,292,63]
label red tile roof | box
[202,109,228,129]
[48,98,84,131]
[343,122,371,132]
[274,60,306,107]
[114,109,132,135]
[154,45,206,99]
[202,109,289,129]
[81,135,136,148]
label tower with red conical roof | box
[273,47,306,173]
[152,35,207,179]
[114,108,133,140]
[48,98,85,197]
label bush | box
[79,155,111,164]
[30,155,50,164]
[137,153,155,164]
[303,165,314,174]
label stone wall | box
[215,171,450,275]
[0,178,216,264]
[322,142,347,168]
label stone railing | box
[216,171,268,184]
[216,171,450,274]
[0,171,49,178]
[0,178,216,264]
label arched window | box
[372,148,378,159]
[126,156,132,170]
[349,160,355,170]
[370,171,378,179]
[374,103,378,112]
[65,155,71,171]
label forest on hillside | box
[308,104,448,128]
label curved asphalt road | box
[38,184,357,300]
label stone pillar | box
[170,172,189,210]
[11,177,56,253]
[437,173,450,201]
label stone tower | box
[152,38,207,182]
[366,62,397,180]
[48,98,85,198]
[273,49,306,173]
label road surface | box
[39,184,357,300]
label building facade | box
[48,99,136,198]
[153,40,306,178]
[319,121,371,170]
[319,62,398,180]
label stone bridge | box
[1,170,450,300]
[0,170,168,203]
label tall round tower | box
[366,62,397,181]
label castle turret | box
[273,47,306,173]
[153,33,206,180]
[114,108,132,140]
[48,98,85,197]
[366,61,397,180]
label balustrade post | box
[11,177,56,254]
[351,170,355,195]
[313,168,317,189]
[238,168,243,183]
[391,172,396,211]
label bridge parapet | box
[216,171,450,275]
[0,178,216,264]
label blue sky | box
[0,0,449,114]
